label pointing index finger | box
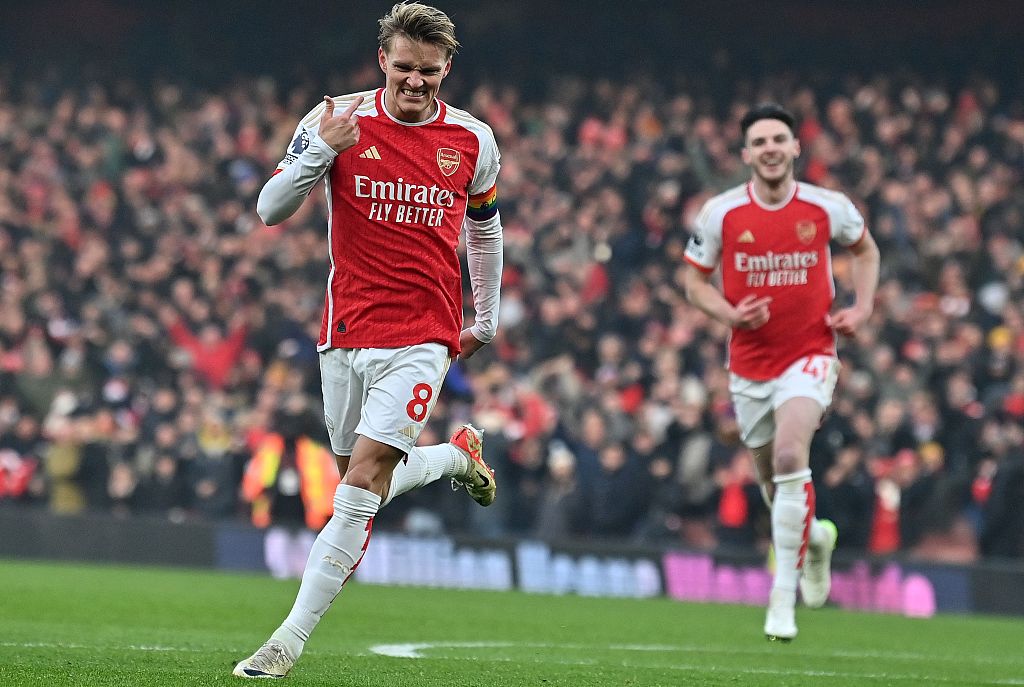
[340,95,365,119]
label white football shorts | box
[319,343,451,456]
[729,354,841,449]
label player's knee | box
[772,445,807,476]
[341,470,374,492]
[341,459,390,494]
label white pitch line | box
[625,659,1024,686]
[369,641,1024,667]
[366,647,1024,687]
[0,641,236,653]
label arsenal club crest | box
[796,220,817,244]
[437,148,460,176]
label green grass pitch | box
[1,559,1022,686]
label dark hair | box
[740,103,797,140]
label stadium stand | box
[0,0,1022,563]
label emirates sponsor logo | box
[437,148,460,176]
[734,250,818,272]
[736,250,818,288]
[353,175,455,208]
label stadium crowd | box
[0,61,1022,562]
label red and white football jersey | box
[274,89,500,354]
[684,182,866,381]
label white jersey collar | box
[748,181,797,210]
[379,89,443,127]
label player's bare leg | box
[764,397,821,641]
[334,454,351,480]
[235,437,399,678]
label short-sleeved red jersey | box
[684,182,866,380]
[275,89,500,354]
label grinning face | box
[741,118,800,188]
[379,35,451,123]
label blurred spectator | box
[817,444,874,551]
[0,414,44,503]
[585,441,647,539]
[241,398,340,579]
[979,453,1024,559]
[531,440,587,540]
[136,453,190,522]
[713,447,764,551]
[632,453,686,545]
[160,305,250,390]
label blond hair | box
[378,2,460,60]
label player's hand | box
[458,328,487,359]
[730,294,772,329]
[826,304,870,337]
[318,95,364,153]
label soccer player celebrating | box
[683,103,880,641]
[234,2,502,678]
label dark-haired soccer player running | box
[683,103,879,641]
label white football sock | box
[771,469,814,594]
[762,481,830,550]
[381,444,469,507]
[271,484,380,659]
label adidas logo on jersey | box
[358,146,381,160]
[738,230,755,243]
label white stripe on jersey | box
[795,182,866,246]
[322,171,337,351]
[694,183,750,229]
[442,104,500,196]
[688,184,750,270]
[300,89,379,131]
[795,182,851,210]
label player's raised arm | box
[256,95,364,226]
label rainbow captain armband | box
[466,185,498,221]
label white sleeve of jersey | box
[684,201,723,271]
[464,212,503,343]
[255,102,334,226]
[468,126,500,195]
[828,193,867,246]
[463,127,502,343]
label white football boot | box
[233,640,295,679]
[764,588,798,642]
[800,519,838,608]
